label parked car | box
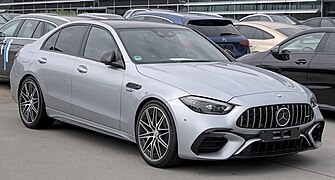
[0,13,89,80]
[78,13,125,20]
[188,12,239,24]
[239,28,335,111]
[129,11,250,58]
[302,17,335,27]
[0,13,20,27]
[10,20,324,168]
[235,22,309,52]
[240,14,301,25]
[123,8,174,19]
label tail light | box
[239,40,249,47]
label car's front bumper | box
[168,91,324,160]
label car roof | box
[305,17,335,21]
[236,21,303,29]
[98,20,190,29]
[78,13,125,20]
[14,13,91,26]
[133,11,223,22]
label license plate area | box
[259,128,300,142]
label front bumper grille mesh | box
[238,137,311,156]
[236,104,314,129]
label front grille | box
[238,137,311,156]
[197,137,228,154]
[236,104,314,129]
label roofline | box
[0,0,94,6]
[16,13,70,23]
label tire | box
[18,77,54,129]
[135,100,181,168]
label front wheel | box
[18,77,54,129]
[135,100,181,168]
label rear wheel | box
[135,100,181,168]
[18,77,54,129]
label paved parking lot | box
[0,82,334,180]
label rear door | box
[307,32,335,107]
[260,32,325,84]
[37,25,88,115]
[0,19,23,78]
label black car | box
[239,28,335,110]
[0,13,89,80]
[302,17,335,27]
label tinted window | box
[277,28,302,37]
[0,20,21,37]
[45,22,56,33]
[188,20,240,37]
[43,31,60,50]
[146,17,171,24]
[323,33,335,53]
[84,27,118,61]
[310,19,320,27]
[129,16,145,21]
[259,16,271,21]
[253,29,263,39]
[280,33,325,53]
[17,20,39,38]
[0,16,7,24]
[32,22,43,38]
[263,31,274,39]
[242,16,260,21]
[236,25,256,39]
[321,19,334,27]
[54,26,87,55]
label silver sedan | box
[10,20,324,168]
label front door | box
[72,26,124,129]
[260,32,326,84]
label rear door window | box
[280,33,325,53]
[45,22,56,34]
[54,25,87,55]
[321,19,334,27]
[0,20,22,37]
[322,33,335,53]
[236,25,256,39]
[17,19,40,38]
[32,22,44,38]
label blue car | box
[129,11,250,58]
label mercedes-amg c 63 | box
[10,20,324,168]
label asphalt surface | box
[0,81,334,180]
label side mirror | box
[270,46,290,61]
[224,49,236,59]
[100,50,125,69]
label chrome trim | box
[300,134,311,147]
[234,138,261,155]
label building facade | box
[0,0,334,20]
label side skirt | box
[46,107,136,143]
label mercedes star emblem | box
[276,107,290,127]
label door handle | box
[77,65,88,73]
[295,59,307,65]
[38,57,47,64]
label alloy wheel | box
[137,106,171,162]
[19,80,40,124]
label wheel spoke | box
[142,137,153,152]
[152,108,157,127]
[139,120,152,133]
[145,110,154,129]
[24,84,30,97]
[155,140,162,158]
[31,105,38,114]
[20,92,29,102]
[156,115,165,129]
[150,139,155,159]
[158,136,169,149]
[139,132,153,139]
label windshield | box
[277,28,302,37]
[270,15,300,25]
[187,20,240,37]
[117,28,229,64]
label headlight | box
[302,85,317,108]
[179,96,234,115]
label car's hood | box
[136,62,304,102]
